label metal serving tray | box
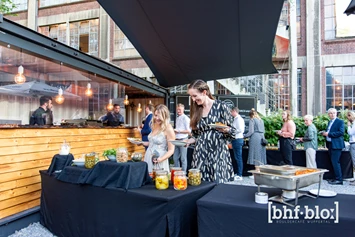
[249,167,328,190]
[258,165,298,175]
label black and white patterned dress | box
[191,100,236,183]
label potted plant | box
[103,148,116,161]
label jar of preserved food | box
[151,168,164,181]
[188,169,201,186]
[170,167,182,183]
[155,170,169,190]
[116,147,128,163]
[173,171,187,190]
[85,152,96,169]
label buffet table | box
[187,147,353,179]
[56,160,151,190]
[40,171,215,237]
[197,184,355,237]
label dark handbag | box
[261,138,268,146]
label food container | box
[85,152,96,169]
[173,171,187,190]
[188,169,201,186]
[155,170,169,190]
[170,167,182,183]
[59,140,70,155]
[249,166,328,190]
[151,168,164,181]
[116,147,128,163]
[131,152,143,162]
[258,165,298,175]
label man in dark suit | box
[321,108,345,185]
[140,104,154,150]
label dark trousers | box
[327,142,343,181]
[279,137,293,165]
[232,139,244,176]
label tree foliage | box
[0,0,16,14]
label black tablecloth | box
[197,184,355,237]
[40,171,216,237]
[56,160,151,190]
[187,147,353,179]
[47,154,74,175]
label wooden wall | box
[0,127,145,219]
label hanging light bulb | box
[124,95,129,105]
[137,103,142,113]
[85,83,92,97]
[107,99,114,111]
[14,65,26,84]
[149,100,152,105]
[55,88,65,104]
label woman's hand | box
[216,127,230,133]
[185,138,195,147]
[141,141,149,147]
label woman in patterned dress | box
[243,109,266,166]
[185,80,236,183]
[142,104,175,173]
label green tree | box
[0,0,16,14]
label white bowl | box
[72,159,85,167]
[106,155,116,161]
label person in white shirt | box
[173,103,191,172]
[347,111,355,185]
[230,107,245,181]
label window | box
[39,19,99,57]
[268,71,290,112]
[296,0,301,43]
[39,0,83,8]
[326,66,355,110]
[324,0,355,40]
[10,0,27,12]
[297,69,302,116]
[113,25,140,58]
[39,24,67,44]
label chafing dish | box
[250,165,328,206]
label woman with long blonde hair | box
[142,104,175,173]
[185,79,236,183]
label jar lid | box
[174,171,186,175]
[155,170,168,175]
[171,167,182,171]
[189,169,200,173]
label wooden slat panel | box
[0,199,40,219]
[0,183,41,201]
[0,176,41,192]
[0,166,48,183]
[0,158,52,174]
[0,191,41,210]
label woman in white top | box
[142,104,175,173]
[346,111,355,185]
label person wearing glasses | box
[320,108,345,185]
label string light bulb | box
[107,99,114,111]
[85,83,92,97]
[137,103,142,113]
[14,65,26,84]
[149,100,152,105]
[124,95,129,105]
[55,88,65,104]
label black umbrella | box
[344,0,355,15]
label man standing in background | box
[231,107,245,181]
[107,104,124,127]
[173,103,191,172]
[30,96,53,125]
[140,104,154,150]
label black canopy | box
[345,0,355,15]
[97,0,284,87]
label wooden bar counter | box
[0,126,145,219]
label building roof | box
[97,0,285,87]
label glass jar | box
[170,167,182,183]
[116,147,128,163]
[173,171,187,190]
[151,168,164,181]
[188,169,201,186]
[155,170,169,190]
[85,152,96,169]
[131,152,143,162]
